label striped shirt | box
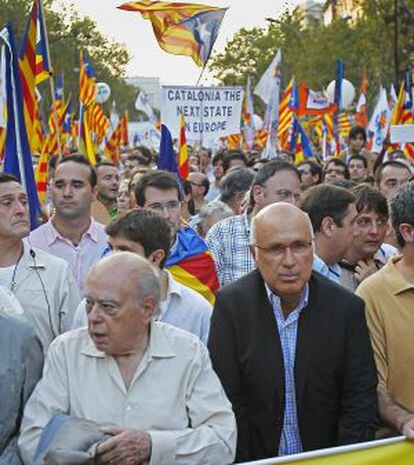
[266,284,309,456]
[206,212,255,286]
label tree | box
[0,0,137,119]
[209,3,414,113]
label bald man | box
[209,203,378,462]
[19,253,236,465]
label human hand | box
[354,259,378,283]
[402,416,414,440]
[95,426,151,465]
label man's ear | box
[251,184,263,206]
[148,249,166,268]
[399,223,414,245]
[249,244,257,262]
[320,216,335,239]
[92,186,98,200]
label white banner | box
[161,86,244,142]
[390,124,414,144]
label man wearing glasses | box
[209,202,378,462]
[206,160,301,286]
[134,171,219,304]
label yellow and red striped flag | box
[35,145,49,204]
[338,112,352,137]
[278,77,295,138]
[19,0,51,149]
[120,111,129,146]
[79,52,96,107]
[118,1,226,66]
[178,114,189,179]
[226,133,242,149]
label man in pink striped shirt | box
[29,155,108,297]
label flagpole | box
[39,0,62,157]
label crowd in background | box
[1,123,414,465]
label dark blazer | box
[208,270,378,463]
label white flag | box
[254,49,282,105]
[135,90,156,122]
[368,87,390,153]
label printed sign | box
[161,86,243,141]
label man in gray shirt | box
[0,286,43,465]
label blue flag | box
[158,124,179,175]
[1,22,42,229]
[180,9,226,65]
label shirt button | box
[125,405,132,412]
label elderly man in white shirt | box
[19,252,236,465]
[72,210,212,344]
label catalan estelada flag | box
[166,223,219,304]
[178,114,189,179]
[118,1,226,66]
[79,52,96,107]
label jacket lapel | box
[254,271,285,420]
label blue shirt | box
[266,284,309,456]
[312,255,342,284]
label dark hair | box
[351,185,388,218]
[348,125,367,142]
[57,154,97,187]
[0,173,20,184]
[330,179,358,189]
[106,210,171,268]
[297,160,322,183]
[375,160,411,185]
[388,182,414,248]
[253,159,300,189]
[96,161,117,172]
[201,176,210,196]
[220,167,254,204]
[324,158,350,180]
[223,150,248,171]
[299,184,356,233]
[135,170,181,206]
[348,154,367,169]
[212,151,225,167]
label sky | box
[56,0,299,85]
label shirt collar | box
[81,322,176,359]
[157,271,182,320]
[265,282,309,318]
[383,256,414,295]
[47,217,101,245]
[312,254,342,283]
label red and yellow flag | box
[178,114,189,179]
[118,1,222,66]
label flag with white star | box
[180,8,226,65]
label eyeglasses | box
[298,170,311,176]
[274,189,301,202]
[146,201,181,212]
[189,181,204,187]
[254,241,313,258]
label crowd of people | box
[1,124,414,465]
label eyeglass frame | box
[253,240,313,258]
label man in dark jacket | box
[208,202,378,462]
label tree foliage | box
[209,1,414,112]
[0,0,137,120]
